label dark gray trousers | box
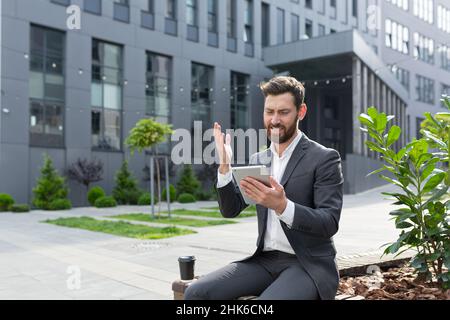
[184,250,319,300]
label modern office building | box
[0,0,448,205]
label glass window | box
[186,0,197,26]
[413,0,434,24]
[385,19,409,55]
[416,75,435,105]
[166,0,176,19]
[243,0,253,43]
[305,19,313,38]
[230,72,250,130]
[227,0,236,38]
[277,8,285,44]
[261,3,270,46]
[208,0,218,33]
[91,39,123,151]
[191,63,213,125]
[29,25,65,147]
[291,14,299,42]
[146,52,172,125]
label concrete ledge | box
[172,251,413,300]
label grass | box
[164,209,256,219]
[202,205,257,212]
[43,216,196,239]
[107,213,237,227]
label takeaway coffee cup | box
[178,256,196,280]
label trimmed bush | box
[195,190,213,201]
[177,193,196,204]
[126,189,143,205]
[176,165,200,197]
[162,184,176,202]
[209,190,218,201]
[48,199,72,211]
[112,161,141,205]
[0,194,14,211]
[33,154,69,210]
[137,193,156,205]
[95,196,117,208]
[11,204,30,213]
[88,186,105,206]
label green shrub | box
[209,190,218,201]
[95,196,117,208]
[177,193,196,204]
[162,184,176,202]
[0,194,14,211]
[359,102,450,289]
[112,161,141,205]
[127,189,143,205]
[137,192,156,205]
[10,204,30,213]
[176,165,200,197]
[88,186,105,206]
[195,190,214,201]
[33,154,69,210]
[48,199,72,211]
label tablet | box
[232,165,271,205]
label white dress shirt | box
[217,130,303,255]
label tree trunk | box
[156,157,162,218]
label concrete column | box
[394,95,400,152]
[401,102,406,148]
[362,64,368,157]
[254,0,262,60]
[368,70,375,159]
[352,57,362,155]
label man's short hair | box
[259,76,305,110]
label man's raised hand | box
[213,122,232,174]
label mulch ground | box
[338,264,449,300]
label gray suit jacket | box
[216,133,344,300]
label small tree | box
[112,160,141,205]
[33,154,69,210]
[176,164,201,198]
[359,101,449,289]
[125,118,173,217]
[67,158,103,204]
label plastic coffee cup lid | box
[178,256,196,262]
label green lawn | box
[201,205,257,213]
[164,209,256,219]
[107,213,237,227]
[43,216,196,239]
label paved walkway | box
[0,184,409,300]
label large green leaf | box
[422,130,448,149]
[367,107,379,120]
[422,172,446,194]
[410,140,429,164]
[359,114,374,127]
[386,126,402,147]
[424,112,442,129]
[435,112,450,123]
[367,166,387,177]
[376,113,388,132]
[365,141,385,154]
[420,159,440,181]
[389,208,412,216]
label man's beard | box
[266,118,299,144]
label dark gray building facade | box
[0,0,446,205]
